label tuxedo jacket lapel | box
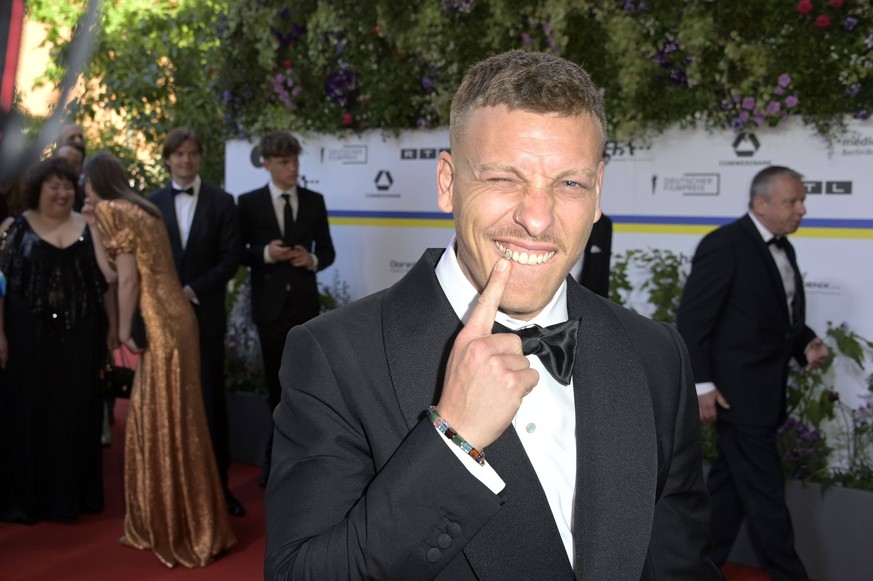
[740,215,790,321]
[567,281,656,579]
[186,189,210,252]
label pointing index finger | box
[465,258,511,337]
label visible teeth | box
[496,242,555,265]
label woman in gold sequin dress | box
[82,153,235,567]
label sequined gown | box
[94,199,235,567]
[0,215,106,523]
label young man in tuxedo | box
[264,51,719,580]
[147,127,244,516]
[677,166,829,580]
[236,131,335,486]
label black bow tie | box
[767,236,787,249]
[172,186,194,196]
[492,318,580,385]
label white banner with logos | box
[226,117,873,406]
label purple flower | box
[856,108,870,120]
[222,90,232,103]
[662,39,679,54]
[669,68,687,84]
[521,32,532,45]
[739,110,750,122]
[773,86,785,95]
[731,117,745,130]
[754,115,764,126]
[325,69,359,107]
[720,100,732,111]
[742,97,756,110]
[778,74,791,88]
[785,95,799,108]
[846,84,861,97]
[422,75,436,93]
[542,23,552,33]
[765,101,781,115]
[844,17,858,31]
[416,117,428,128]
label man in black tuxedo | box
[572,213,612,297]
[237,131,335,485]
[147,127,244,516]
[264,51,718,580]
[677,166,829,580]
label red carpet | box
[0,400,772,580]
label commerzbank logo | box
[732,132,760,157]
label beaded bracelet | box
[426,405,486,466]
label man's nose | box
[513,187,554,237]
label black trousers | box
[707,422,808,581]
[196,323,231,493]
[256,291,318,473]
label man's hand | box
[288,244,315,269]
[435,258,539,449]
[698,389,730,424]
[804,337,829,371]
[267,240,295,263]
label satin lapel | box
[384,248,462,429]
[186,187,210,252]
[462,427,574,580]
[154,188,184,272]
[567,282,656,579]
[740,215,790,319]
[253,187,282,240]
[782,237,806,326]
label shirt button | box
[526,422,536,434]
[426,547,442,563]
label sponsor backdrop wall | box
[227,118,873,406]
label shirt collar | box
[171,174,201,196]
[269,181,298,200]
[747,211,777,243]
[434,234,569,330]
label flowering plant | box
[215,0,872,140]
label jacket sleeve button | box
[437,533,452,548]
[426,548,442,563]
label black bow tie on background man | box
[492,318,580,385]
[172,186,194,196]
[767,236,787,249]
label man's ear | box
[436,151,455,213]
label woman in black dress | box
[0,157,112,523]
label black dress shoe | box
[226,492,245,517]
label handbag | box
[98,348,137,399]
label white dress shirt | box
[171,175,201,249]
[434,236,577,566]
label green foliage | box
[214,0,873,140]
[608,248,688,325]
[26,0,229,193]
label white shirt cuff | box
[263,245,274,264]
[434,426,505,494]
[696,382,716,397]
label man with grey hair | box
[678,165,828,580]
[266,50,718,580]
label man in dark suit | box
[677,166,829,580]
[264,51,718,580]
[237,130,335,485]
[147,127,244,516]
[573,213,612,297]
